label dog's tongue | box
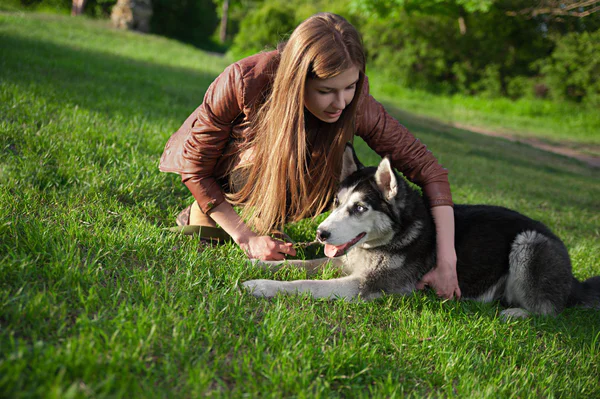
[323,232,366,258]
[325,243,350,258]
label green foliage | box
[350,0,495,18]
[359,11,457,93]
[227,0,352,59]
[85,0,116,18]
[1,13,600,398]
[151,0,219,51]
[538,29,600,106]
[351,0,600,103]
[229,1,297,59]
[358,2,556,97]
[506,75,536,100]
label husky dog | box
[243,144,600,318]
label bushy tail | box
[568,276,600,308]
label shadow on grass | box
[0,32,219,131]
[393,291,600,346]
[372,101,600,215]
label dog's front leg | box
[250,257,344,275]
[242,275,362,300]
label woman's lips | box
[325,110,342,118]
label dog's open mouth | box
[323,232,366,258]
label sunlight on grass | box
[1,11,599,398]
[368,70,600,149]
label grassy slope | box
[1,12,599,398]
[368,72,600,156]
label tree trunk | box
[71,0,86,16]
[458,16,467,35]
[219,0,229,43]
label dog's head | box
[317,144,407,258]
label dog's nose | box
[316,229,330,242]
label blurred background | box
[2,0,598,107]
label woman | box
[159,13,460,299]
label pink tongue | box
[325,243,349,258]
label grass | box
[368,71,600,157]
[1,11,599,398]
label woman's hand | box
[416,205,461,299]
[239,235,296,261]
[416,254,461,299]
[202,202,296,261]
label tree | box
[351,0,496,34]
[71,0,86,15]
[506,0,600,19]
[219,0,229,43]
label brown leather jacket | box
[159,50,453,214]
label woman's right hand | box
[200,201,296,261]
[239,235,296,261]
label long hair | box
[228,13,366,235]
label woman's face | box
[304,66,360,123]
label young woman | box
[159,13,461,299]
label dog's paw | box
[242,279,283,298]
[500,308,530,321]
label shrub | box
[506,75,531,99]
[539,30,600,106]
[229,2,297,60]
[150,0,218,51]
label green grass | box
[369,71,600,156]
[1,11,599,398]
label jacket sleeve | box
[179,63,245,214]
[355,78,453,207]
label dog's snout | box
[316,229,330,242]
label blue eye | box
[354,204,367,213]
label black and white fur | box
[243,144,600,318]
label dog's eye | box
[333,197,340,208]
[354,204,367,213]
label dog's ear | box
[375,157,398,201]
[340,143,364,182]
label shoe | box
[176,205,192,226]
[171,205,231,242]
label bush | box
[150,0,219,51]
[539,30,600,106]
[357,3,555,97]
[229,2,297,60]
[471,64,503,98]
[360,12,459,94]
[227,0,353,60]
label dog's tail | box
[568,276,600,308]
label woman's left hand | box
[416,205,461,299]
[416,255,461,299]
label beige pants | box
[187,167,249,227]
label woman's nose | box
[332,92,345,109]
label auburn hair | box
[228,12,366,235]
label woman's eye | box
[346,84,356,90]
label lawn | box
[1,12,599,398]
[368,72,600,157]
